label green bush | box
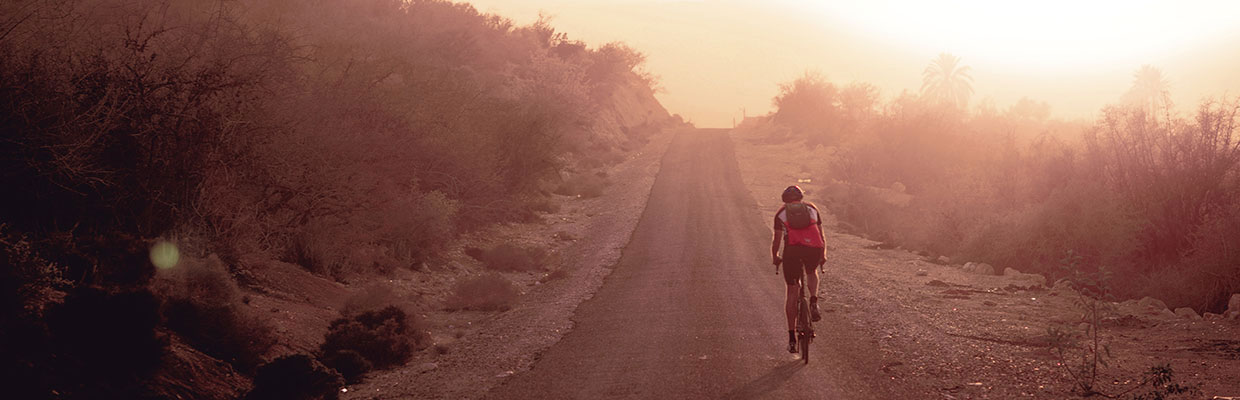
[445,273,520,311]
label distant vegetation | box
[0,0,668,398]
[764,61,1239,314]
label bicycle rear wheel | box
[799,332,810,363]
[797,300,811,363]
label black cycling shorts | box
[782,244,822,286]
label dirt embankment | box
[728,125,1240,399]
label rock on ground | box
[962,262,995,275]
[1002,267,1047,287]
[1138,296,1169,311]
[1174,307,1201,319]
[1229,293,1240,315]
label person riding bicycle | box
[771,185,826,353]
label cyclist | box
[770,185,826,353]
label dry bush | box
[956,181,1143,278]
[152,255,276,373]
[480,244,548,272]
[244,354,343,400]
[320,349,372,385]
[445,273,520,311]
[1146,206,1240,312]
[772,71,844,146]
[319,306,427,374]
[797,74,1240,308]
[42,288,167,398]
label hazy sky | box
[468,0,1240,127]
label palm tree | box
[921,53,974,109]
[1124,65,1170,119]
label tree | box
[921,53,974,109]
[1123,65,1171,121]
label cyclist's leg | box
[782,257,802,332]
[805,263,820,301]
[800,249,823,322]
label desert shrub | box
[43,287,167,398]
[320,350,372,385]
[554,172,609,198]
[1151,204,1240,312]
[152,255,276,373]
[480,244,548,272]
[957,181,1143,278]
[1130,364,1201,400]
[244,354,343,400]
[1087,102,1240,265]
[445,273,520,311]
[320,306,427,371]
[823,182,908,244]
[772,71,843,146]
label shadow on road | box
[721,361,805,399]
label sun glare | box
[806,0,1240,72]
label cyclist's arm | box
[771,217,784,265]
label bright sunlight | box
[808,0,1240,72]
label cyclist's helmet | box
[781,185,804,203]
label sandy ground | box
[728,125,1240,399]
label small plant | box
[244,354,343,400]
[1047,250,1115,396]
[1128,364,1201,400]
[1047,252,1204,399]
[445,273,520,311]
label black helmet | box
[781,185,803,203]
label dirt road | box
[489,129,923,399]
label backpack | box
[784,202,814,229]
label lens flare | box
[150,241,180,269]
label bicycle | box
[777,262,815,364]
